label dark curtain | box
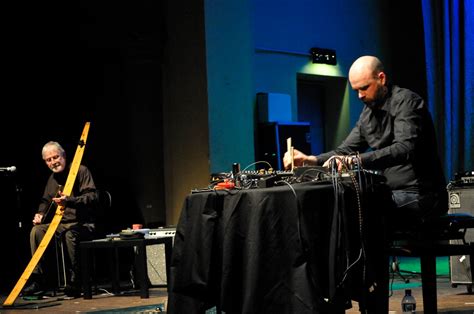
[422,0,474,180]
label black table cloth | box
[168,179,391,314]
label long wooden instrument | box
[3,122,90,306]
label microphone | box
[0,166,17,172]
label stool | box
[80,237,173,299]
[383,213,474,313]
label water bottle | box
[401,289,416,313]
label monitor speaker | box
[256,122,311,170]
[448,186,474,286]
[146,229,175,286]
[257,92,292,122]
[146,244,168,285]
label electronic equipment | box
[145,227,176,285]
[146,227,176,239]
[293,166,331,182]
[208,166,386,190]
[237,170,294,188]
[448,183,474,291]
[209,169,294,189]
[453,171,474,186]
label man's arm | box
[358,96,423,169]
[282,120,368,170]
[317,119,369,164]
[61,166,98,209]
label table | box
[168,179,391,313]
[80,237,173,299]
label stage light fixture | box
[310,47,337,65]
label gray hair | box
[42,141,65,159]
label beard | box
[364,85,387,109]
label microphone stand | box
[0,166,21,228]
[15,182,23,230]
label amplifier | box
[448,186,474,288]
[146,227,176,239]
[453,170,474,186]
[145,227,176,286]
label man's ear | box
[378,71,386,85]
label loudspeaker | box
[257,92,292,122]
[256,122,311,170]
[146,244,168,285]
[146,228,176,286]
[448,186,474,286]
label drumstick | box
[286,137,294,171]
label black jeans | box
[30,222,95,284]
[390,189,447,228]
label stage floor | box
[0,277,472,313]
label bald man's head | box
[349,56,383,79]
[348,56,388,109]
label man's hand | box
[283,149,317,170]
[323,155,358,172]
[33,213,43,225]
[53,192,68,207]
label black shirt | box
[316,85,446,199]
[38,164,98,223]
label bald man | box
[284,55,447,225]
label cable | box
[338,248,363,286]
[97,287,114,296]
[294,167,329,183]
[327,156,368,294]
[277,180,297,198]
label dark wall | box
[1,0,167,292]
[387,0,427,99]
[78,0,167,230]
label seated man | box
[23,141,98,297]
[284,55,448,313]
[284,55,448,226]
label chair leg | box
[55,236,68,290]
[391,256,410,283]
[420,255,437,314]
[55,238,62,289]
[60,240,67,287]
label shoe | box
[64,284,81,298]
[22,281,42,296]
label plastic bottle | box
[401,289,416,313]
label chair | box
[94,190,112,238]
[383,213,474,313]
[54,189,112,292]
